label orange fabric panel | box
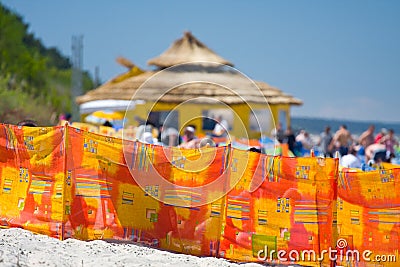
[0,123,399,266]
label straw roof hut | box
[77,32,302,138]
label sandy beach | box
[0,228,264,267]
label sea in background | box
[291,116,400,136]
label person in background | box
[198,138,216,148]
[296,130,313,150]
[248,147,262,153]
[212,115,229,137]
[135,119,154,142]
[318,126,333,157]
[271,122,285,143]
[17,120,38,127]
[283,126,297,156]
[141,131,155,144]
[374,128,387,144]
[365,143,387,163]
[329,124,353,156]
[103,120,113,128]
[180,136,216,150]
[58,113,72,125]
[358,125,375,149]
[158,123,180,147]
[380,128,399,158]
[340,145,362,168]
[180,126,198,149]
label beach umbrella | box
[84,110,124,125]
[79,99,137,114]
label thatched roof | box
[107,57,144,84]
[76,66,302,106]
[77,32,302,107]
[147,31,233,68]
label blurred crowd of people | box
[129,114,231,149]
[130,117,218,150]
[271,123,399,168]
[14,112,400,169]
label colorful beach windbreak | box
[0,124,399,267]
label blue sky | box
[2,0,400,122]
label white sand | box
[0,228,264,267]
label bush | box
[0,76,57,125]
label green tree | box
[0,3,95,124]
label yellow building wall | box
[269,104,291,128]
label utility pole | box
[71,35,83,121]
[94,65,101,87]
